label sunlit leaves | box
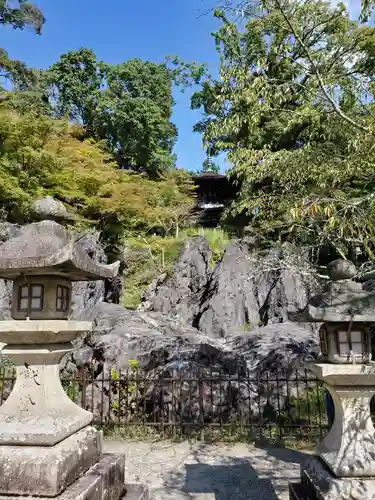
[0,0,44,33]
[0,107,195,235]
[182,0,375,257]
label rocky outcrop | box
[0,223,322,427]
[62,301,319,425]
[0,223,21,319]
[140,238,320,338]
[141,236,212,325]
[70,231,107,315]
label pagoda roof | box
[0,221,119,281]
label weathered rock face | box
[62,301,319,425]
[141,238,320,338]
[70,232,107,315]
[141,236,212,325]
[0,223,21,319]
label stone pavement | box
[104,440,311,500]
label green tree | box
[183,0,375,258]
[0,48,36,90]
[0,103,195,236]
[43,49,178,177]
[0,0,44,33]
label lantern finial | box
[327,259,356,281]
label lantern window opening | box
[334,327,367,357]
[18,284,44,312]
[319,325,329,356]
[56,285,69,312]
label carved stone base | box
[0,426,102,497]
[0,454,145,500]
[0,343,93,446]
[289,456,375,500]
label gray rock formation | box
[70,231,107,315]
[141,236,212,325]
[141,238,319,338]
[31,196,70,221]
[62,301,319,425]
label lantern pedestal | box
[290,363,375,499]
[0,321,148,500]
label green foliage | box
[0,48,36,90]
[0,0,44,33]
[0,50,50,116]
[361,0,375,21]
[0,106,195,237]
[43,49,178,177]
[180,0,375,258]
[122,228,229,309]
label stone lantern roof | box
[291,259,375,322]
[0,220,119,281]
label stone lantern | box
[290,259,375,500]
[316,259,372,364]
[0,200,148,500]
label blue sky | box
[0,0,228,172]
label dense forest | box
[2,0,375,303]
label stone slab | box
[123,484,150,500]
[0,426,102,497]
[300,456,375,500]
[0,454,128,500]
[308,363,375,386]
[0,320,92,344]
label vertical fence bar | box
[247,368,253,440]
[257,372,263,442]
[171,370,176,440]
[295,369,303,441]
[121,368,126,433]
[107,368,112,427]
[179,371,184,438]
[316,379,324,439]
[100,369,104,428]
[188,370,193,438]
[198,367,204,442]
[0,367,5,405]
[135,367,139,427]
[91,366,94,422]
[275,369,283,443]
[81,369,87,410]
[160,371,165,439]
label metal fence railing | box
[0,366,332,443]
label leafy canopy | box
[0,104,195,236]
[182,0,375,259]
[43,49,178,178]
[0,0,44,33]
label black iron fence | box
[0,365,334,444]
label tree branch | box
[273,0,370,132]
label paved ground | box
[104,440,311,500]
